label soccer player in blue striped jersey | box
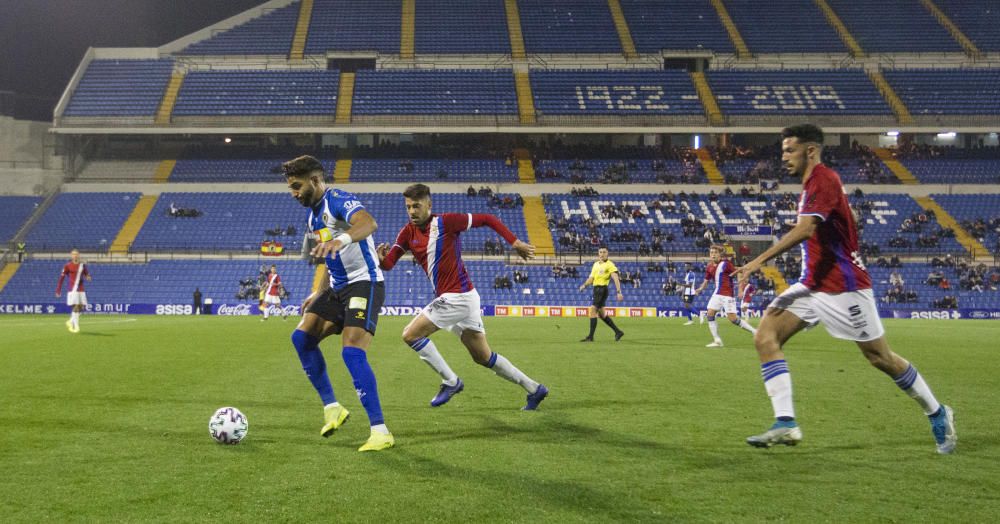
[283,155,393,452]
[682,263,700,325]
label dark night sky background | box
[0,0,265,120]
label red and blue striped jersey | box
[705,259,736,297]
[381,213,517,297]
[797,164,871,293]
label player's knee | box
[753,328,778,351]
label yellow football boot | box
[358,430,394,452]
[321,404,350,437]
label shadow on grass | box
[368,449,672,521]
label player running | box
[283,155,393,452]
[682,263,700,325]
[55,249,91,333]
[693,245,756,347]
[260,265,288,321]
[376,184,549,410]
[738,281,756,320]
[578,247,625,342]
[735,124,955,453]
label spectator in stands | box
[889,255,902,268]
[933,296,958,309]
[467,186,476,197]
[890,271,904,287]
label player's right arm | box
[55,266,66,297]
[377,225,411,271]
[734,215,819,283]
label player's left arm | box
[311,209,378,259]
[735,215,818,282]
[84,264,91,281]
[463,213,535,260]
[610,269,624,301]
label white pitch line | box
[0,318,139,328]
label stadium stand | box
[723,0,846,54]
[0,196,42,243]
[851,193,965,255]
[172,70,340,116]
[63,59,174,117]
[705,69,893,125]
[882,69,1000,120]
[23,193,141,252]
[517,0,622,54]
[305,0,401,54]
[131,193,304,252]
[75,161,163,183]
[169,158,331,183]
[0,259,313,305]
[868,263,1000,311]
[349,160,518,183]
[180,2,300,55]
[826,0,962,53]
[351,69,518,121]
[619,0,734,54]
[899,159,1000,185]
[934,0,1000,52]
[414,0,510,54]
[530,70,704,121]
[931,194,1000,255]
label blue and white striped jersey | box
[307,188,383,290]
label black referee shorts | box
[306,281,385,335]
[592,285,609,309]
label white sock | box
[708,319,720,341]
[371,423,390,435]
[894,364,941,416]
[263,307,269,319]
[762,360,794,419]
[411,339,458,386]
[71,311,80,328]
[738,319,757,335]
[489,353,539,393]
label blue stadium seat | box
[63,60,174,117]
[882,69,1000,116]
[706,69,891,116]
[305,0,400,54]
[352,70,517,115]
[415,0,510,54]
[173,70,339,116]
[518,0,621,54]
[23,193,141,252]
[530,70,703,116]
[180,3,300,55]
[620,0,734,54]
[934,0,1000,52]
[826,0,961,53]
[725,0,846,53]
[0,196,42,243]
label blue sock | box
[291,330,336,405]
[342,346,385,426]
[685,308,693,321]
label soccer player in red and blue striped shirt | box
[377,184,549,411]
[736,124,955,453]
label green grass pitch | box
[1,315,997,522]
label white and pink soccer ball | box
[208,407,248,444]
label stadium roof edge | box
[49,126,1000,135]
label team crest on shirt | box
[343,200,361,212]
[322,212,332,224]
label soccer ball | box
[208,407,248,444]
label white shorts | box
[769,282,885,342]
[707,294,738,315]
[422,289,486,337]
[66,291,87,306]
[263,295,281,305]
